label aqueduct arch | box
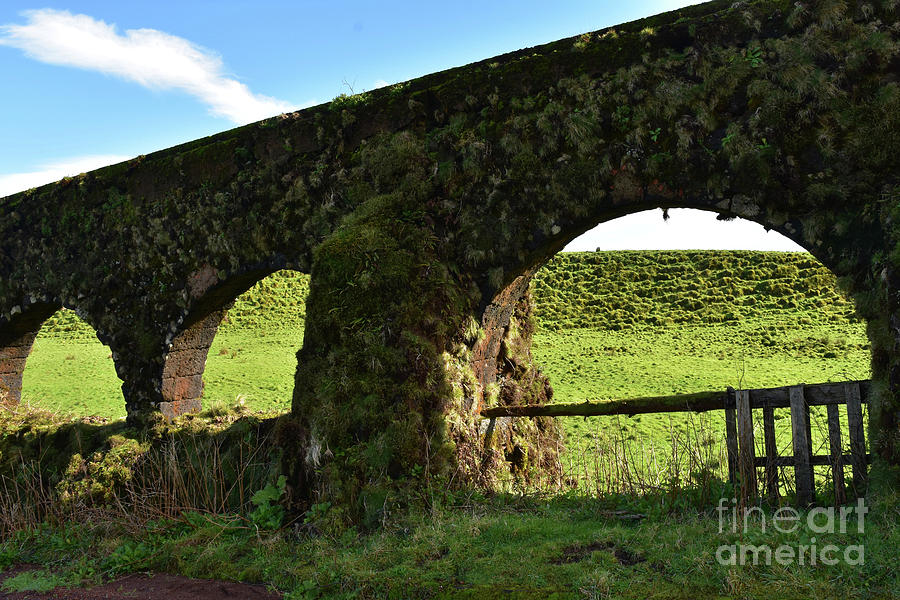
[159,263,310,419]
[0,300,123,409]
[1,0,897,504]
[0,302,59,405]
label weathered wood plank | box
[725,389,738,484]
[480,390,727,418]
[789,385,814,506]
[826,403,846,505]
[762,406,780,504]
[736,389,757,501]
[845,382,867,496]
[746,380,871,409]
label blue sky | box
[0,1,804,251]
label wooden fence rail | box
[482,380,871,505]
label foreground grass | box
[0,403,894,598]
[1,488,897,599]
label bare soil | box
[0,565,282,599]
[552,540,647,566]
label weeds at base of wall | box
[0,403,828,541]
[0,399,872,542]
[0,404,285,540]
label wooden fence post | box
[762,403,780,505]
[845,382,867,496]
[789,385,814,506]
[826,403,846,505]
[725,388,738,485]
[735,389,757,501]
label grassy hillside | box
[36,250,861,335]
[531,250,858,330]
[38,269,311,337]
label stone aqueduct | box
[1,0,898,499]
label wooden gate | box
[726,381,870,506]
[483,380,872,506]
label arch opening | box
[483,208,872,496]
[0,303,57,406]
[161,269,310,419]
[15,307,124,419]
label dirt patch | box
[610,546,646,566]
[553,540,614,564]
[0,565,281,599]
[553,541,646,566]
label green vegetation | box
[21,252,871,492]
[1,568,67,593]
[531,251,858,330]
[4,0,897,506]
[24,250,867,419]
[6,250,891,597]
[1,481,896,599]
[0,0,897,590]
[22,251,870,468]
[530,251,869,497]
[23,271,311,418]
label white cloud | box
[564,208,806,252]
[373,79,390,89]
[0,9,297,124]
[0,154,130,197]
